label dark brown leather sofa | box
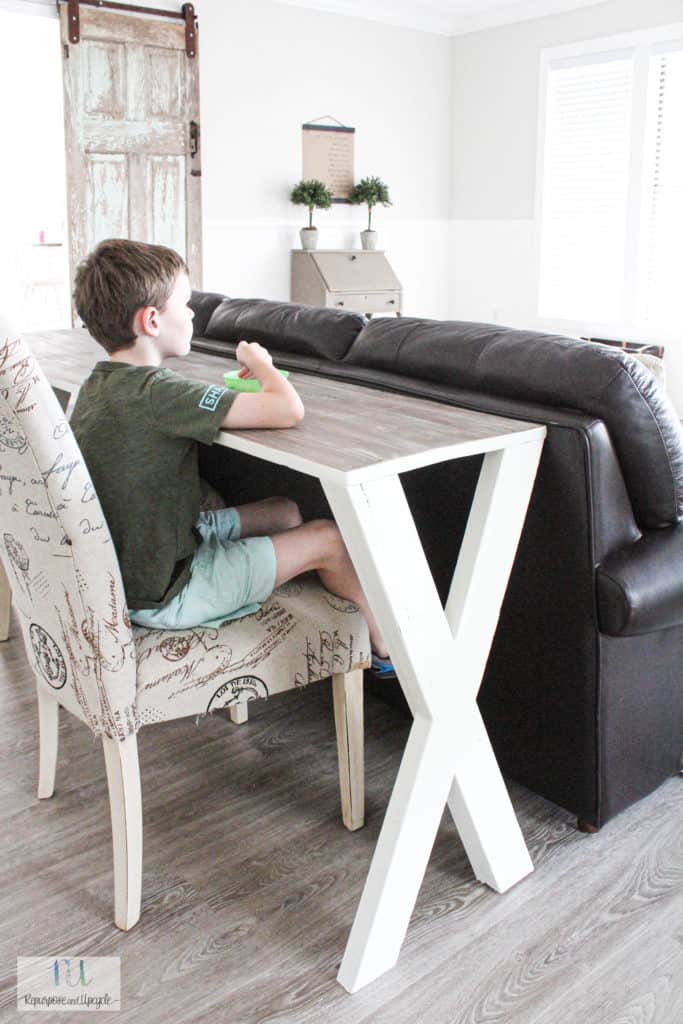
[190,290,683,831]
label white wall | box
[198,0,451,317]
[450,0,683,411]
[0,5,69,328]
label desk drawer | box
[327,291,401,314]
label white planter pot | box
[360,229,378,250]
[300,227,319,250]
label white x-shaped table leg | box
[321,438,544,993]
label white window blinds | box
[638,47,683,326]
[538,53,634,324]
[538,28,683,331]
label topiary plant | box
[290,179,334,229]
[348,176,392,230]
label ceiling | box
[273,0,610,36]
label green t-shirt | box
[69,361,237,609]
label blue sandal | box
[371,652,397,679]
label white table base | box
[322,438,544,993]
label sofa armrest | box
[597,525,683,635]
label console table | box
[291,249,402,317]
[25,328,546,993]
[212,370,545,992]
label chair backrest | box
[0,316,137,740]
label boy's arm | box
[220,341,305,430]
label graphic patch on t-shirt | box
[198,385,226,411]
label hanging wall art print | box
[302,119,355,203]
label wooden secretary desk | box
[291,249,402,317]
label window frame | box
[533,22,683,341]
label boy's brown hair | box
[73,238,189,353]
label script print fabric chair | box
[0,317,371,930]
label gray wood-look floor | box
[1,605,682,1024]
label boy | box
[70,238,394,675]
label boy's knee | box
[266,495,303,530]
[281,497,303,529]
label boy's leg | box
[270,519,389,659]
[230,497,389,657]
[234,496,303,538]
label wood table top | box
[26,327,546,484]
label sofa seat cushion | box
[597,525,683,635]
[133,576,371,725]
[204,297,366,361]
[344,317,683,529]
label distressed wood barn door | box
[59,1,202,312]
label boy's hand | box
[230,337,304,426]
[229,335,305,423]
[236,340,273,379]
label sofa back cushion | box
[344,317,683,529]
[203,297,366,361]
[189,291,227,338]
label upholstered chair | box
[0,317,370,931]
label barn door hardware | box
[57,1,198,57]
[189,120,201,176]
[182,4,196,58]
[189,120,200,158]
[65,0,79,43]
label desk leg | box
[443,442,544,891]
[322,438,542,993]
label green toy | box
[223,368,290,393]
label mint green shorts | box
[128,507,278,630]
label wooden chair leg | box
[0,559,11,642]
[332,668,365,831]
[36,682,59,799]
[102,733,143,931]
[229,702,249,725]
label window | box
[638,46,683,327]
[536,25,683,332]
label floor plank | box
[1,608,682,1023]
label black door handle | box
[189,120,200,158]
